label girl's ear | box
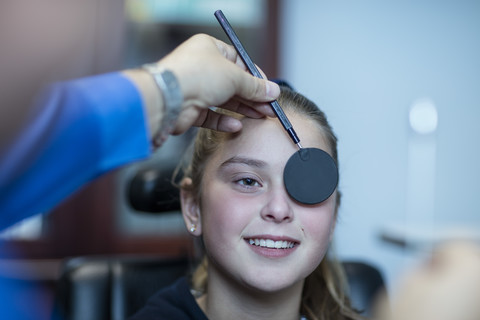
[180,178,202,236]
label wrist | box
[142,63,184,147]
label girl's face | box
[182,113,337,293]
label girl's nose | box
[260,189,294,223]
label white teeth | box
[248,238,295,249]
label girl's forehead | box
[238,114,330,152]
[210,114,331,167]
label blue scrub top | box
[0,72,151,230]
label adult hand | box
[158,33,280,135]
[376,241,480,320]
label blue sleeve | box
[0,72,152,230]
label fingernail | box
[266,81,280,100]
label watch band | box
[142,63,183,147]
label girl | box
[132,85,364,320]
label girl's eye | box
[232,176,263,192]
[237,178,260,187]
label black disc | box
[283,148,338,205]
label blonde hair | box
[181,87,365,320]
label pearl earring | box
[190,225,196,233]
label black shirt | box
[130,277,208,320]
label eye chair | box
[51,255,384,320]
[51,256,191,320]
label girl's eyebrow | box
[220,156,267,169]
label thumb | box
[233,71,280,102]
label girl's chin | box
[238,273,304,294]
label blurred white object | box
[409,98,438,135]
[379,223,480,251]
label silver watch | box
[142,63,183,146]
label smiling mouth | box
[246,238,296,249]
